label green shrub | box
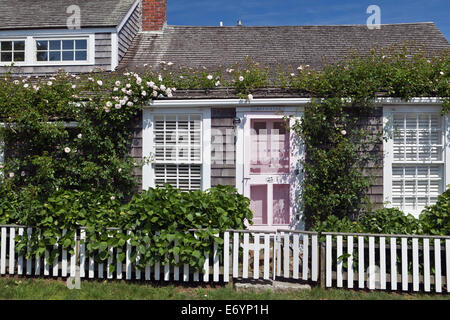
[5,184,253,271]
[419,188,450,236]
[312,215,363,233]
[358,207,423,235]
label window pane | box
[49,51,61,61]
[49,40,61,50]
[62,51,74,61]
[13,52,25,62]
[75,50,87,61]
[13,41,25,51]
[36,51,48,61]
[36,40,48,50]
[75,40,87,50]
[1,41,12,51]
[1,52,12,62]
[62,40,74,50]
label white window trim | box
[0,37,27,66]
[142,107,211,191]
[383,104,450,216]
[0,34,95,67]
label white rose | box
[160,85,166,91]
[239,76,244,81]
[77,133,82,139]
[247,94,254,101]
[64,147,71,153]
[47,81,53,86]
[341,130,347,136]
[126,83,131,88]
[9,172,14,178]
[207,75,213,80]
[97,80,103,86]
[115,104,121,109]
[141,91,147,96]
[106,101,113,107]
[127,102,134,107]
[115,81,121,86]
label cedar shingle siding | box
[211,108,236,187]
[118,2,141,63]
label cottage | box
[0,0,448,231]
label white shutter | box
[153,114,203,191]
[392,112,444,212]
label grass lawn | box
[0,277,448,300]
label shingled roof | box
[0,0,136,30]
[120,22,449,71]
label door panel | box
[250,185,268,225]
[244,115,301,230]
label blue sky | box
[167,0,449,40]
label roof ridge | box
[166,22,437,28]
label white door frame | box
[236,106,304,231]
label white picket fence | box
[1,224,449,294]
[0,226,319,284]
[324,232,450,293]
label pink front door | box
[243,115,301,230]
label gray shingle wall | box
[118,2,141,63]
[95,33,112,70]
[211,108,236,187]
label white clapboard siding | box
[435,239,441,293]
[326,235,332,287]
[253,234,259,280]
[9,227,15,275]
[302,234,309,281]
[293,233,299,280]
[391,237,397,291]
[223,232,229,282]
[423,238,430,292]
[401,238,408,291]
[242,233,249,279]
[358,236,364,289]
[347,236,353,289]
[336,235,343,288]
[1,227,6,274]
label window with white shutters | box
[391,112,445,212]
[153,114,203,191]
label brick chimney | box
[142,0,167,31]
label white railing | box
[324,232,450,293]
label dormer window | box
[36,39,88,62]
[0,40,25,62]
[0,35,94,66]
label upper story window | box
[0,35,94,66]
[36,39,87,62]
[1,40,25,63]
